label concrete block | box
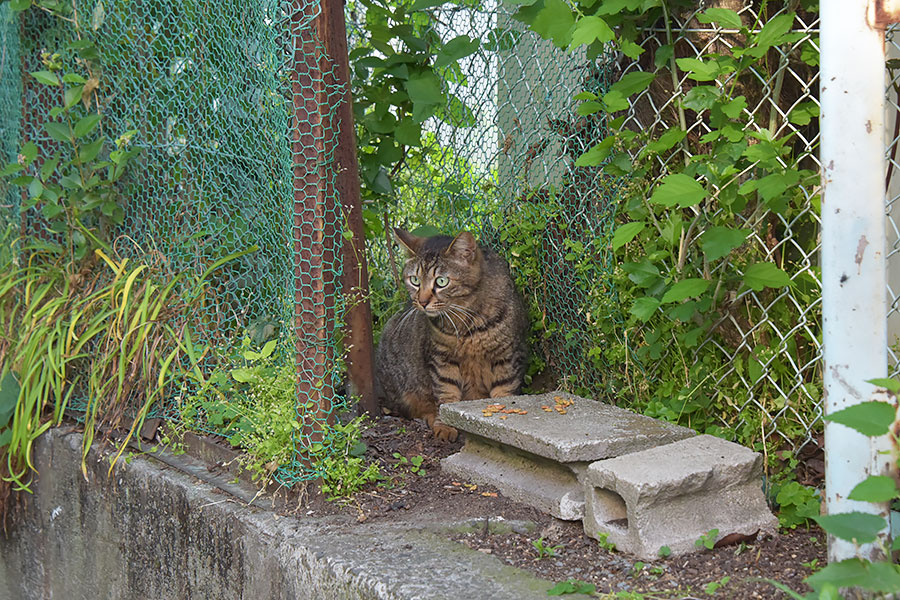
[582,434,777,560]
[442,436,585,520]
[439,393,694,463]
[440,393,694,520]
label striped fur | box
[374,228,528,441]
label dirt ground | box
[292,416,826,599]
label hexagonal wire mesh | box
[359,2,826,455]
[0,0,347,483]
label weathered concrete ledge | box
[0,429,590,600]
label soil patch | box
[284,416,825,599]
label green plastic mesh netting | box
[0,0,348,483]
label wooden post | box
[316,0,379,416]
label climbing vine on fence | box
[507,0,822,456]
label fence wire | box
[363,1,825,456]
[0,0,347,483]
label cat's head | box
[394,228,483,315]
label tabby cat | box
[375,228,528,441]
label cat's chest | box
[430,328,496,360]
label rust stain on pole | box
[868,0,900,29]
[317,0,379,415]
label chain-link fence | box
[616,5,822,453]
[363,1,825,456]
[0,0,347,482]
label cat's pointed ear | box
[445,231,479,264]
[393,228,424,257]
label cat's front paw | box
[431,419,458,442]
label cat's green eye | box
[435,276,450,288]
[409,275,420,286]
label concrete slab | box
[439,393,694,463]
[440,393,695,521]
[582,434,777,560]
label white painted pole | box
[820,0,894,562]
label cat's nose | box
[417,290,433,308]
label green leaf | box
[789,102,820,126]
[622,261,659,287]
[0,163,23,178]
[530,0,575,48]
[645,127,686,154]
[697,7,742,29]
[41,153,61,181]
[650,174,706,208]
[576,100,603,116]
[612,222,645,250]
[756,13,795,50]
[742,262,791,291]
[371,168,393,195]
[570,16,615,48]
[78,138,105,163]
[0,372,20,429]
[434,36,480,68]
[682,86,720,112]
[409,0,448,9]
[867,378,900,394]
[601,90,629,112]
[63,73,87,84]
[45,122,72,143]
[700,227,750,261]
[9,0,32,11]
[676,57,720,82]
[825,401,896,437]
[575,137,614,167]
[230,367,257,383]
[812,512,886,544]
[608,71,655,97]
[395,119,422,146]
[64,85,85,110]
[20,141,38,165]
[631,297,661,322]
[807,559,900,594]
[849,476,899,503]
[74,114,102,138]
[405,72,445,122]
[661,278,710,304]
[30,70,60,86]
[547,579,596,596]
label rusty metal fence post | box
[289,0,377,464]
[290,0,339,450]
[319,0,378,417]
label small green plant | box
[393,452,426,476]
[546,579,596,596]
[772,478,822,530]
[695,529,719,551]
[630,561,645,577]
[595,531,617,552]
[704,576,730,596]
[801,559,818,571]
[310,414,382,501]
[532,537,563,559]
[657,545,671,558]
